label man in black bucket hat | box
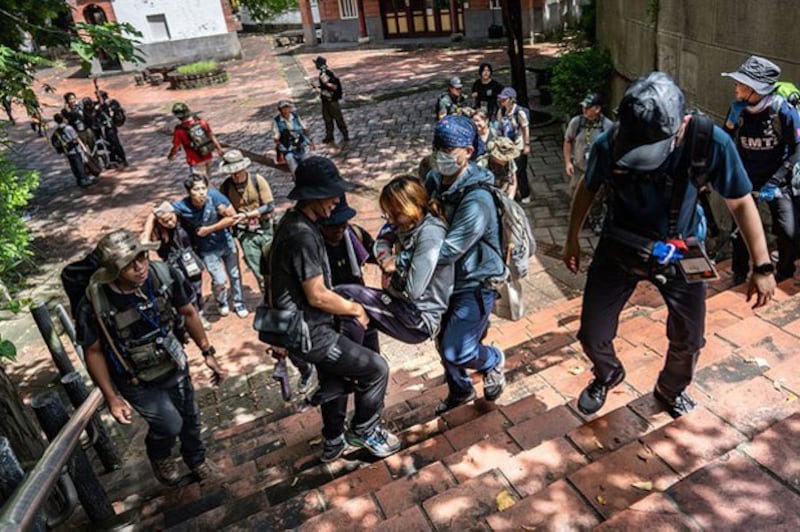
[563,72,775,418]
[265,156,400,462]
[722,55,800,285]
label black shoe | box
[653,385,697,418]
[577,367,626,415]
[322,137,334,144]
[342,134,350,141]
[320,434,347,463]
[435,388,477,415]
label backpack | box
[109,99,126,127]
[775,81,800,107]
[51,126,76,155]
[179,120,214,156]
[458,182,537,278]
[499,105,530,143]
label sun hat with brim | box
[613,72,685,172]
[91,229,159,285]
[277,100,293,109]
[288,156,354,201]
[721,55,781,96]
[488,136,522,163]
[219,149,252,174]
[318,194,357,226]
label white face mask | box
[434,150,463,176]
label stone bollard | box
[31,302,75,377]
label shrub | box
[0,155,39,283]
[176,61,219,75]
[550,47,613,116]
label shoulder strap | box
[250,173,261,197]
[770,96,783,141]
[87,282,137,380]
[149,260,174,295]
[457,182,505,259]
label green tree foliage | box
[70,21,144,71]
[0,155,38,280]
[235,0,299,23]
[551,47,613,116]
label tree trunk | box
[501,0,529,107]
[0,364,46,468]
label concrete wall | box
[597,0,800,120]
[114,0,229,42]
[122,32,242,69]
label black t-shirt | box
[75,263,193,366]
[325,225,376,287]
[269,209,339,361]
[471,79,504,118]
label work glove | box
[758,184,782,202]
[726,100,748,127]
[652,241,685,265]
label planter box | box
[166,69,229,90]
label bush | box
[550,47,613,116]
[176,61,219,75]
[0,154,39,283]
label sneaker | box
[297,365,315,394]
[322,137,334,144]
[234,306,249,318]
[346,424,401,458]
[654,385,697,418]
[199,314,212,331]
[520,197,532,205]
[191,460,222,482]
[483,349,506,401]
[434,388,477,415]
[219,305,230,317]
[577,367,626,415]
[151,458,181,486]
[320,434,347,463]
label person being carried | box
[272,100,314,174]
[313,56,349,143]
[168,102,224,179]
[75,229,227,485]
[564,92,613,234]
[563,72,776,419]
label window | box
[338,0,358,19]
[147,14,171,41]
[489,0,501,9]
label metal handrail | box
[0,388,104,530]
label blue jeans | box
[437,288,501,397]
[201,238,245,310]
[285,148,308,175]
[116,369,205,467]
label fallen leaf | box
[568,365,584,375]
[746,357,770,368]
[787,394,798,403]
[496,490,516,511]
[631,480,653,491]
[596,495,607,505]
[594,438,605,450]
[264,408,274,414]
[308,437,322,446]
[291,477,299,487]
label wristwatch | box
[201,346,216,358]
[752,263,775,275]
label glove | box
[726,100,748,127]
[652,241,685,265]
[758,184,782,202]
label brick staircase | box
[114,269,800,531]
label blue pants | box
[201,238,245,310]
[577,240,706,397]
[437,288,501,398]
[116,369,205,467]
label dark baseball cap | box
[614,72,685,171]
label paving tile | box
[384,434,455,478]
[422,469,507,530]
[320,462,393,508]
[443,410,512,451]
[741,412,800,490]
[568,405,652,459]
[499,376,564,423]
[594,492,700,531]
[568,439,681,519]
[498,437,587,497]
[667,451,800,530]
[485,479,599,531]
[443,431,522,482]
[376,505,433,532]
[506,405,583,450]
[374,462,456,518]
[297,494,382,532]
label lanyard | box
[136,278,167,337]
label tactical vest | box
[88,261,187,384]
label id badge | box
[677,242,719,283]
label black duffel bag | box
[253,305,311,354]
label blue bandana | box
[433,115,486,159]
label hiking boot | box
[434,388,477,415]
[346,424,401,458]
[297,365,315,394]
[219,305,230,317]
[654,385,697,418]
[191,460,222,482]
[483,349,506,401]
[151,458,181,486]
[577,367,626,415]
[234,306,249,319]
[320,434,347,463]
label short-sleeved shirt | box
[172,189,233,253]
[75,263,193,379]
[498,104,530,144]
[586,124,752,240]
[729,95,800,188]
[220,173,274,216]
[437,92,468,118]
[269,209,338,362]
[51,124,81,155]
[171,118,214,165]
[564,114,614,172]
[471,79,504,118]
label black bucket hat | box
[288,156,354,201]
[721,55,781,95]
[318,194,357,226]
[614,72,685,171]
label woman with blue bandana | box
[424,115,508,414]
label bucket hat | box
[92,229,158,284]
[288,156,354,201]
[172,102,191,119]
[487,136,522,163]
[277,99,293,109]
[219,149,252,174]
[613,72,685,172]
[318,194,357,226]
[721,56,781,95]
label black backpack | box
[61,250,102,318]
[109,100,126,127]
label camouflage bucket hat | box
[91,229,158,285]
